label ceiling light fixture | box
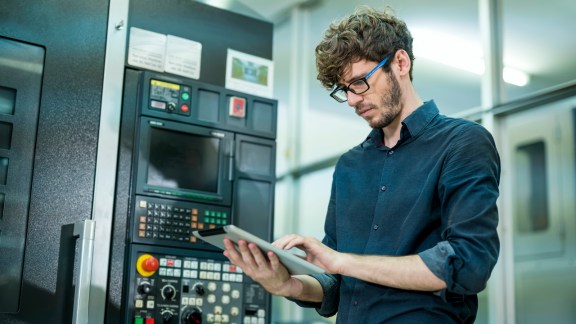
[410,28,530,87]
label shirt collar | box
[362,100,440,148]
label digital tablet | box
[192,225,325,275]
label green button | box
[181,92,190,101]
[134,317,144,324]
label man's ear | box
[393,49,411,78]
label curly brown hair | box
[315,6,415,90]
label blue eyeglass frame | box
[330,53,393,103]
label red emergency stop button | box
[136,254,159,277]
[143,256,159,272]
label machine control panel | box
[128,248,268,324]
[133,195,231,250]
[149,79,191,115]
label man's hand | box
[272,234,344,274]
[222,238,295,297]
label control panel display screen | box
[148,127,220,194]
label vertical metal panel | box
[72,220,96,324]
[105,68,142,323]
[0,0,109,322]
[480,0,505,109]
[88,0,129,323]
[479,1,509,323]
[0,37,44,314]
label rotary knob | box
[167,102,176,112]
[181,306,202,324]
[137,281,152,296]
[192,283,205,296]
[161,284,176,300]
[161,309,174,323]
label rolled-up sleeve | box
[291,273,340,317]
[420,123,500,300]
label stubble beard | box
[359,72,403,129]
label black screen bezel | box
[135,117,233,206]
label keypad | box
[135,196,230,245]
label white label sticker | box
[165,35,202,80]
[128,27,166,72]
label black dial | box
[161,285,176,300]
[161,309,174,323]
[192,283,205,296]
[137,281,152,296]
[181,306,202,324]
[167,102,176,112]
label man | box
[223,6,500,323]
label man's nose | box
[346,91,363,107]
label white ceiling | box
[236,0,308,19]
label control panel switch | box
[193,283,205,296]
[161,309,174,323]
[137,281,153,296]
[137,254,160,277]
[161,284,176,301]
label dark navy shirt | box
[297,101,500,323]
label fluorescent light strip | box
[411,28,530,86]
[502,67,529,87]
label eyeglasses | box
[330,54,392,103]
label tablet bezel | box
[192,225,325,275]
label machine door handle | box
[72,220,96,324]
